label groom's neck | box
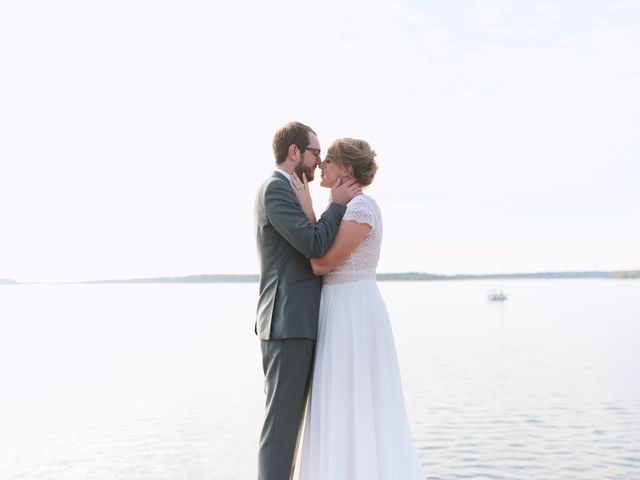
[277,159,295,175]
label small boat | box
[487,289,507,301]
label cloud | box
[605,1,640,13]
[472,0,516,36]
[531,3,561,22]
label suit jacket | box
[254,171,346,340]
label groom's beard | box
[295,162,316,182]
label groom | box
[254,121,360,480]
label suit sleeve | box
[264,179,346,259]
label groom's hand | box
[329,178,362,206]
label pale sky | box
[1,0,639,282]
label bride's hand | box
[290,172,316,223]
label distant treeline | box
[3,270,638,285]
[84,274,260,284]
[378,270,640,281]
[83,270,640,283]
[614,270,640,279]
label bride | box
[289,138,426,480]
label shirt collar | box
[275,167,291,181]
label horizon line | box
[2,268,639,285]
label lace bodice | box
[323,194,383,285]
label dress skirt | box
[298,279,425,480]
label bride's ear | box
[344,164,354,177]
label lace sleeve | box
[343,195,375,228]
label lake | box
[1,280,639,479]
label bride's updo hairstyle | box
[328,138,378,187]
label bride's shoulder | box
[348,193,373,207]
[347,194,379,211]
[344,194,380,226]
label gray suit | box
[255,171,345,480]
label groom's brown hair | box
[272,121,316,164]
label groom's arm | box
[309,220,371,275]
[264,179,345,259]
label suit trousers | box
[259,338,315,480]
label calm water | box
[1,280,639,479]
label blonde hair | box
[327,138,378,186]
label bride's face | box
[319,154,349,188]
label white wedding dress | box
[298,194,425,480]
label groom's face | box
[294,133,321,182]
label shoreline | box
[2,270,639,285]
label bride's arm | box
[310,221,371,276]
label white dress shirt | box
[276,167,291,182]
